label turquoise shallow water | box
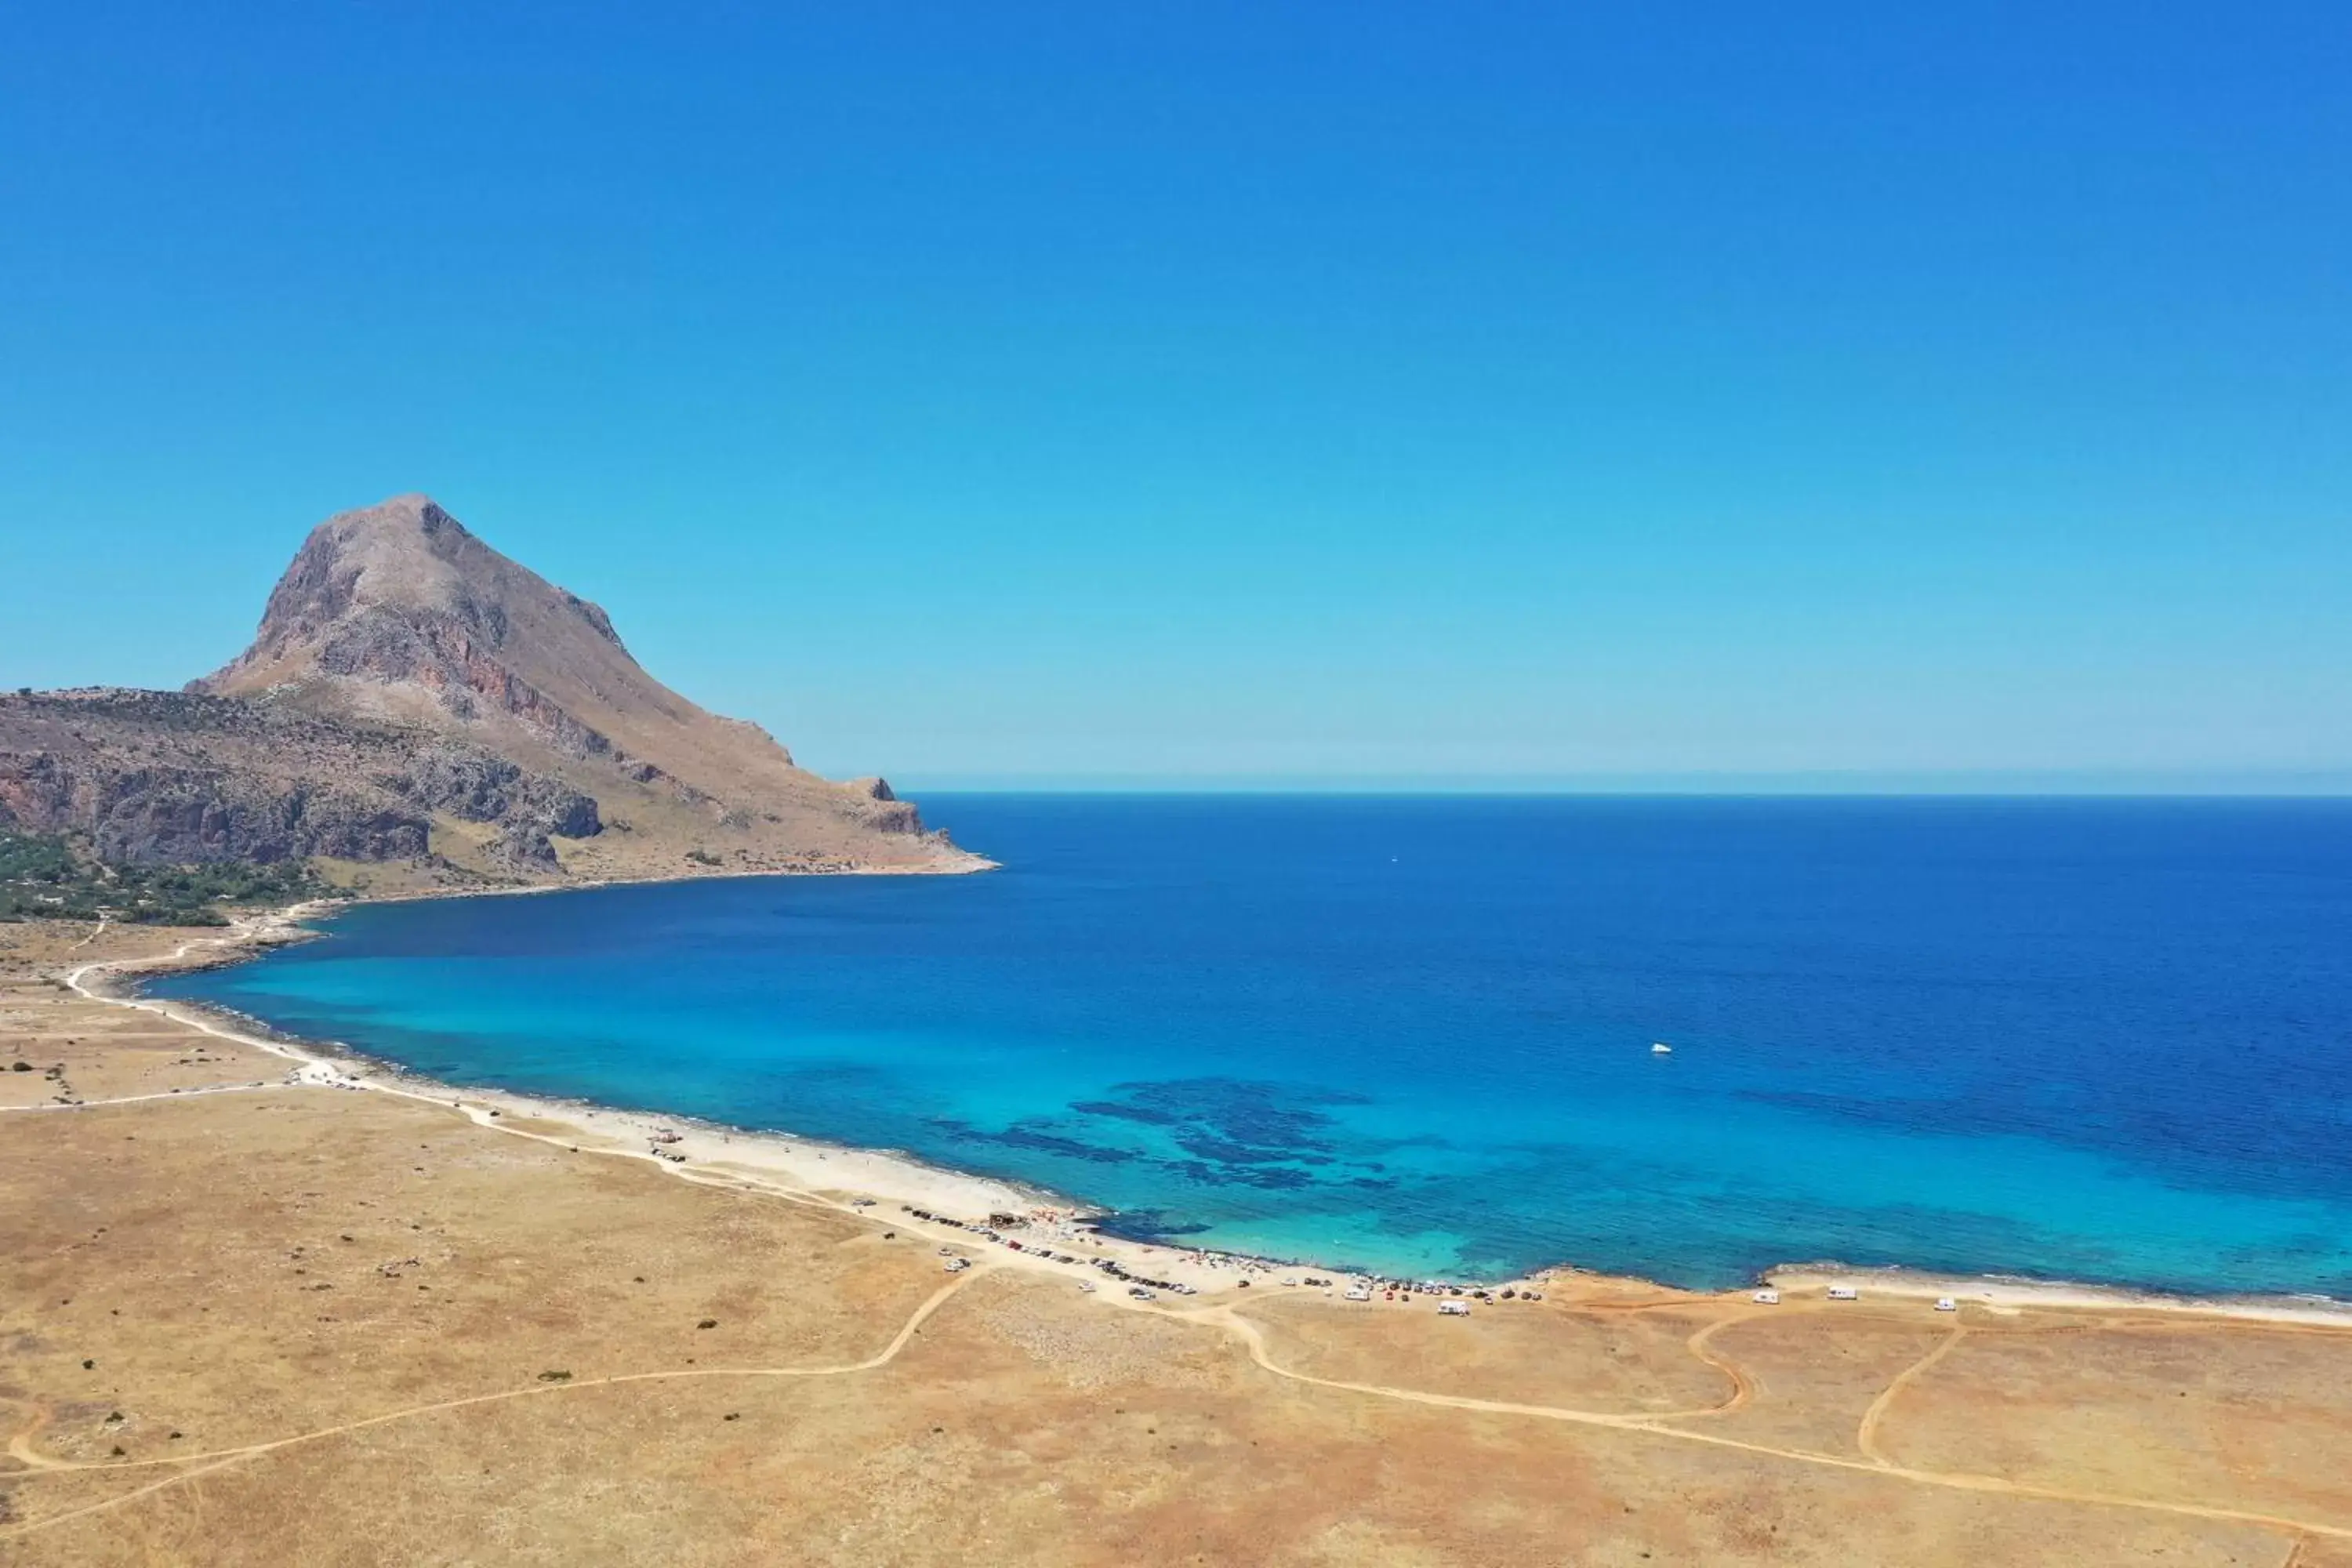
[153,796,2352,1292]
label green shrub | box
[0,832,324,925]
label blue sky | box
[3,3,2346,789]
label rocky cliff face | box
[0,691,586,869]
[0,495,984,884]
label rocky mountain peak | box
[0,494,989,884]
[198,494,627,698]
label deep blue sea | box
[151,797,2352,1294]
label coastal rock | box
[389,746,602,838]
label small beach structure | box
[1935,1296,1958,1312]
[1827,1285,1859,1301]
[1438,1300,1471,1316]
[1752,1289,1780,1305]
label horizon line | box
[899,770,2352,800]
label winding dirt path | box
[4,1399,57,1471]
[1857,1324,1968,1465]
[0,1266,989,1541]
[1675,1311,1762,1419]
[0,1082,278,1113]
[1198,1304,2352,1544]
[14,1104,2352,1554]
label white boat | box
[1651,1042,1673,1055]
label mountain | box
[0,495,985,887]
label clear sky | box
[3,4,2346,790]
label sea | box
[149,795,2352,1296]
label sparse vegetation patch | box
[0,829,321,924]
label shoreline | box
[329,847,1002,908]
[60,904,1312,1301]
[60,895,2352,1328]
[65,904,1069,1215]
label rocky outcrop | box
[0,691,590,869]
[382,744,602,869]
[85,780,430,866]
[389,746,602,838]
[0,712,430,866]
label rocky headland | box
[0,494,985,889]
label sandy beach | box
[62,896,2352,1329]
[9,909,2352,1564]
[55,902,1374,1304]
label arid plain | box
[5,920,2351,1566]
